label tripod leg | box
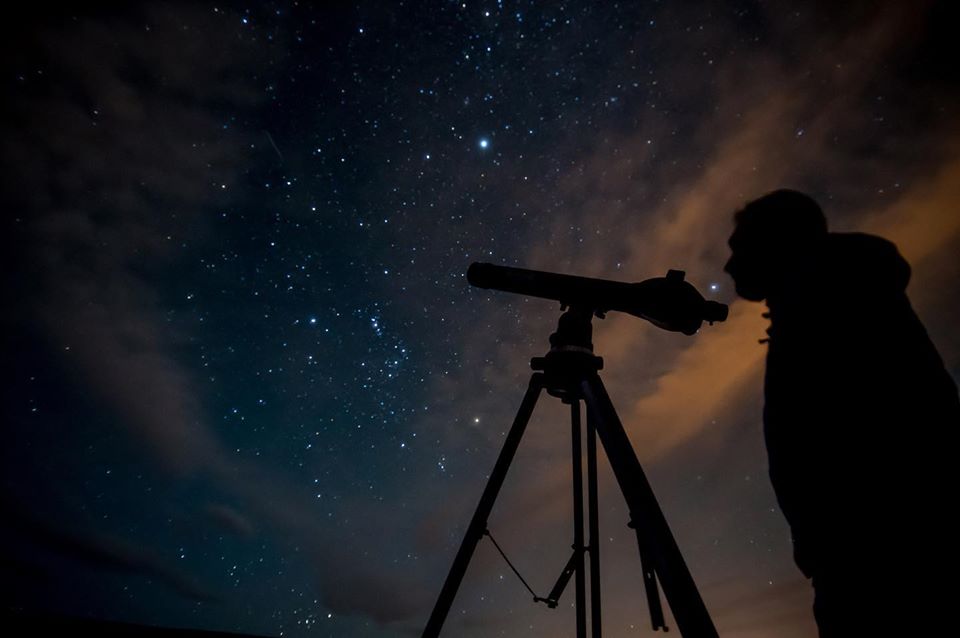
[586,404,602,638]
[630,520,667,630]
[422,374,545,638]
[580,373,718,638]
[571,401,587,638]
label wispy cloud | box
[422,3,959,634]
[1,5,415,624]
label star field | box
[2,2,959,637]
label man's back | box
[725,191,959,635]
[761,232,959,578]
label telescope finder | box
[467,262,728,335]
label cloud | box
[420,3,960,634]
[859,153,960,279]
[3,7,430,617]
[316,559,429,624]
[0,4,393,623]
[4,3,956,634]
[205,503,256,538]
[522,0,959,466]
[2,5,263,475]
[603,302,769,459]
[1,495,215,602]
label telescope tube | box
[467,262,727,335]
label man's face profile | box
[724,223,771,302]
[724,190,829,303]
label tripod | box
[422,307,718,638]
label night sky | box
[2,2,959,637]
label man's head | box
[724,190,828,301]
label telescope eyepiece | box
[703,300,729,324]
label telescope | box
[424,262,728,638]
[467,262,728,335]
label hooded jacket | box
[761,232,959,577]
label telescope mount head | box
[531,306,605,402]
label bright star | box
[478,138,489,149]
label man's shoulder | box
[827,231,897,253]
[824,232,910,293]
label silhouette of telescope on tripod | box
[423,263,728,638]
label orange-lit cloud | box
[427,4,959,636]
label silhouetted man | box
[724,190,958,636]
